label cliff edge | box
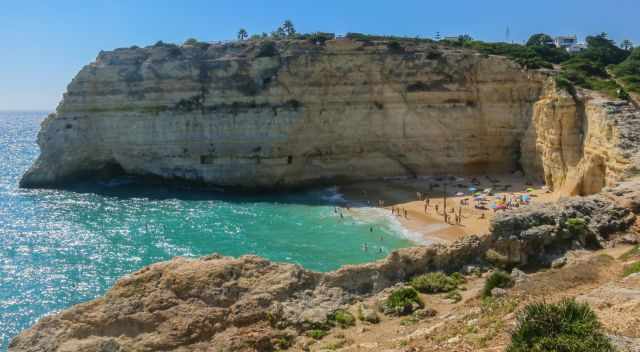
[22,38,552,189]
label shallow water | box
[0,111,415,349]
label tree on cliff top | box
[237,28,248,41]
[526,33,554,47]
[282,20,296,37]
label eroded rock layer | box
[22,39,553,188]
[521,81,640,195]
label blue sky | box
[1,0,638,110]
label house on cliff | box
[554,35,587,53]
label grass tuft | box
[482,271,514,298]
[507,299,614,352]
[410,272,462,293]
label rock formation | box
[21,38,636,193]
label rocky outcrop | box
[521,82,640,195]
[21,38,551,188]
[21,38,640,193]
[488,180,640,267]
[10,181,639,352]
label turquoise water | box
[0,111,414,349]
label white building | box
[554,35,587,53]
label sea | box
[0,111,416,350]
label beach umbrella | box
[474,196,485,200]
[456,192,464,196]
[468,187,477,192]
[527,188,534,192]
[483,188,492,193]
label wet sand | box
[339,174,563,244]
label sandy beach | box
[339,174,564,244]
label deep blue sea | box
[0,111,414,350]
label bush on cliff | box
[256,41,279,57]
[328,309,356,328]
[507,299,615,352]
[410,272,463,293]
[482,271,514,298]
[564,217,587,237]
[623,261,640,277]
[612,47,640,93]
[383,287,423,315]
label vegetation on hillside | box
[508,299,615,352]
[181,21,638,98]
[410,272,464,293]
[482,271,514,297]
[611,47,640,93]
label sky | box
[1,0,638,111]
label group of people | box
[390,206,409,219]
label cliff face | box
[21,39,549,188]
[521,82,640,195]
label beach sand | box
[339,174,563,244]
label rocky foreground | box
[9,181,640,351]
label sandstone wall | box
[521,81,640,195]
[21,39,547,188]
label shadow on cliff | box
[62,176,374,207]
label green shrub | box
[445,290,463,303]
[623,261,640,277]
[410,272,459,293]
[507,299,614,352]
[565,217,587,236]
[256,41,279,57]
[611,47,640,93]
[383,287,423,315]
[482,271,514,298]
[307,329,328,340]
[328,309,355,328]
[555,75,577,97]
[183,38,199,46]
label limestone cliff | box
[21,38,551,188]
[521,82,640,195]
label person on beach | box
[435,204,439,213]
[404,209,408,219]
[416,192,422,201]
[424,201,428,214]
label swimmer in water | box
[362,243,368,252]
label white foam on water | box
[319,186,346,204]
[347,206,437,245]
